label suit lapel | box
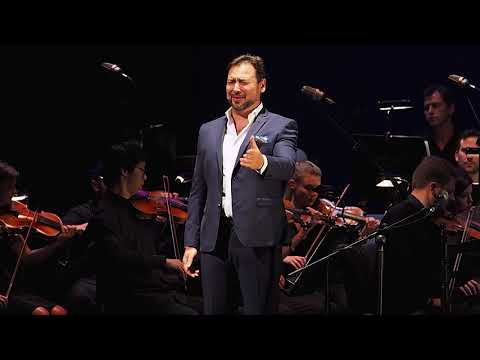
[216,117,227,190]
[233,109,270,170]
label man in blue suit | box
[182,54,298,314]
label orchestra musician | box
[280,161,379,314]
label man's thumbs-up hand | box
[240,136,265,171]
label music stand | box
[351,133,431,212]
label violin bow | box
[5,210,38,300]
[448,206,476,298]
[304,184,351,259]
[162,176,187,292]
[288,184,352,289]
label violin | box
[314,198,368,226]
[0,200,64,237]
[285,207,313,230]
[130,190,188,224]
[435,214,480,241]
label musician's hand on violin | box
[58,225,78,241]
[182,246,200,278]
[240,136,264,171]
[459,279,480,297]
[306,207,324,221]
[0,294,7,309]
[360,217,380,237]
[71,223,88,233]
[283,256,306,270]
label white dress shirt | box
[222,103,268,218]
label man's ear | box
[287,178,296,191]
[430,182,443,199]
[260,79,266,93]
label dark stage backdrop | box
[1,44,480,214]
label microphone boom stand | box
[287,206,434,315]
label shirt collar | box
[225,102,264,126]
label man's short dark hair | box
[423,83,456,106]
[456,128,480,152]
[102,141,146,188]
[293,161,322,181]
[227,54,266,82]
[412,156,457,190]
[0,161,19,185]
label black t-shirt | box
[86,191,171,300]
[426,131,460,166]
[62,200,97,226]
[381,195,443,314]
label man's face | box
[456,137,480,177]
[226,62,265,113]
[424,91,454,128]
[0,178,15,208]
[125,161,146,197]
[291,174,321,209]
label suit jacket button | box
[217,203,221,207]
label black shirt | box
[381,195,443,314]
[426,131,460,166]
[63,200,97,226]
[86,191,170,300]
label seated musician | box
[84,140,197,315]
[447,167,480,314]
[381,156,457,315]
[0,160,75,315]
[280,161,378,314]
[57,162,106,314]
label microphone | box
[448,74,480,92]
[429,190,449,214]
[301,85,336,105]
[101,62,134,83]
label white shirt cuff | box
[258,155,268,174]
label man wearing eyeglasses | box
[455,129,480,204]
[84,141,197,315]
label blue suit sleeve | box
[263,119,298,181]
[184,125,208,249]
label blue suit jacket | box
[184,108,298,252]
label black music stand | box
[351,133,431,213]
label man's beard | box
[229,98,254,112]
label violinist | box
[455,129,480,204]
[446,167,480,313]
[84,141,197,315]
[0,161,71,315]
[58,163,106,314]
[381,156,457,315]
[279,161,350,314]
